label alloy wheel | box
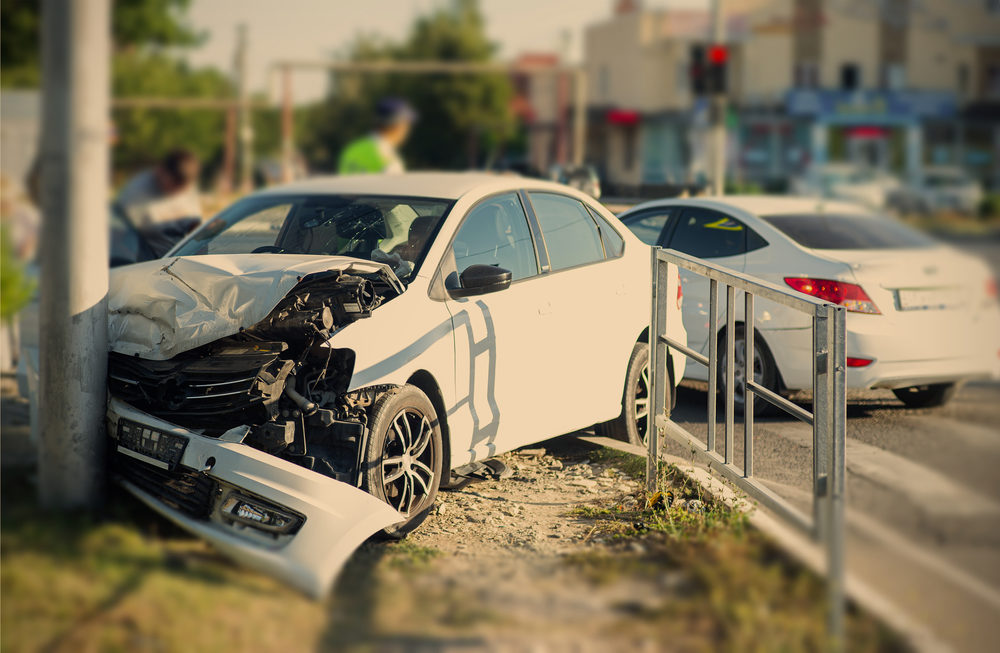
[721,336,764,405]
[380,408,436,516]
[634,364,650,444]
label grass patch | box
[565,449,903,652]
[381,540,441,571]
[0,469,328,653]
[587,447,647,479]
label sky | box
[183,0,706,104]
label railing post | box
[724,285,735,466]
[743,291,755,478]
[707,278,719,454]
[812,309,830,536]
[828,305,847,650]
[647,247,661,493]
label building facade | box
[583,0,1000,194]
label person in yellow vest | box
[338,98,417,174]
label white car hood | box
[108,254,401,360]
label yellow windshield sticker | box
[704,217,744,231]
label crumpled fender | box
[108,254,401,360]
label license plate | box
[896,287,963,311]
[117,419,187,470]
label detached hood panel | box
[108,254,400,360]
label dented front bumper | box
[106,396,401,598]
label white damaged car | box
[105,173,686,596]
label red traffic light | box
[708,45,728,64]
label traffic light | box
[690,44,707,95]
[690,43,728,96]
[708,44,728,94]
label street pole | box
[710,0,726,195]
[37,0,110,509]
[573,68,588,166]
[236,24,254,192]
[281,65,294,183]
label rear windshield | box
[763,214,936,250]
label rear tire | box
[598,342,669,447]
[361,385,443,538]
[718,326,780,416]
[892,383,958,408]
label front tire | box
[361,385,443,538]
[892,383,958,408]
[599,342,669,447]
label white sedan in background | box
[791,163,901,210]
[102,173,685,596]
[619,196,1000,411]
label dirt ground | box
[1,380,896,652]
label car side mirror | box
[450,264,512,298]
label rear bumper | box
[764,313,1000,391]
[106,396,400,598]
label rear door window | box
[527,192,606,271]
[763,214,936,250]
[667,207,766,259]
[587,206,625,257]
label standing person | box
[338,98,417,174]
[116,148,203,256]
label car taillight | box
[677,279,683,309]
[846,357,873,367]
[784,277,881,314]
[987,278,998,301]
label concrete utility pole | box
[37,0,111,508]
[235,24,254,192]
[710,0,726,195]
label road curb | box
[574,433,951,653]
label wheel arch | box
[405,369,451,476]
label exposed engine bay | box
[108,267,402,486]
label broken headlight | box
[219,490,304,534]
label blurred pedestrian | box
[116,148,203,256]
[338,98,416,174]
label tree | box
[111,52,232,174]
[300,0,515,171]
[1,0,199,87]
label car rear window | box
[763,214,936,250]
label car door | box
[663,206,762,359]
[440,192,548,462]
[521,191,638,438]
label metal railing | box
[648,247,847,649]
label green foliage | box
[112,51,233,174]
[113,0,199,51]
[979,192,1000,220]
[0,0,41,87]
[0,226,36,323]
[300,0,515,171]
[1,0,199,88]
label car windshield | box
[763,214,937,250]
[172,194,454,280]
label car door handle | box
[538,300,553,316]
[615,283,627,296]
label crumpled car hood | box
[108,254,402,360]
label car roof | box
[629,195,875,218]
[253,171,573,201]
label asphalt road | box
[660,232,1000,652]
